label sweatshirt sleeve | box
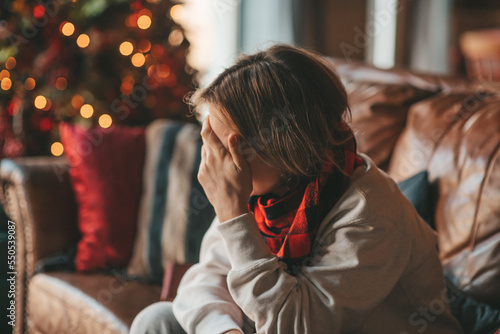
[217,212,412,334]
[172,217,248,334]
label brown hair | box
[189,44,352,185]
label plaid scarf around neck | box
[248,122,362,263]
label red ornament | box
[7,100,20,116]
[39,117,52,132]
[33,5,45,19]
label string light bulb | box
[0,70,10,80]
[80,104,94,118]
[34,95,47,109]
[120,75,135,95]
[33,5,45,19]
[61,22,75,36]
[51,142,64,156]
[131,53,146,67]
[126,15,137,27]
[151,44,164,58]
[138,39,151,53]
[71,95,84,109]
[25,78,36,90]
[99,114,113,128]
[156,64,171,79]
[137,15,152,30]
[1,78,12,90]
[42,98,52,111]
[56,77,67,90]
[168,29,184,46]
[5,57,16,70]
[119,41,134,56]
[77,34,90,48]
[170,5,184,22]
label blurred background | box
[0,0,499,160]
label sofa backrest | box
[334,59,500,307]
[390,88,500,307]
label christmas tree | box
[0,0,194,158]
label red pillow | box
[60,123,145,271]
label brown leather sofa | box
[1,60,499,334]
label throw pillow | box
[446,277,500,334]
[60,122,145,271]
[127,119,215,283]
[397,170,436,229]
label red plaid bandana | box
[248,122,362,263]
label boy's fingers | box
[201,118,226,155]
[228,134,246,171]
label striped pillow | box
[127,119,215,282]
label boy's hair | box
[188,44,352,184]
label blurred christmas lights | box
[170,5,184,22]
[56,77,68,90]
[33,5,45,19]
[137,15,152,30]
[61,22,75,36]
[25,78,36,90]
[168,29,184,46]
[34,95,48,109]
[151,44,164,58]
[51,142,64,156]
[0,0,193,157]
[99,114,112,128]
[42,99,52,111]
[80,104,94,118]
[131,53,146,67]
[138,39,152,53]
[157,64,171,78]
[40,117,52,130]
[5,57,16,70]
[1,78,12,90]
[77,34,90,48]
[71,95,84,109]
[0,70,10,80]
[120,41,134,56]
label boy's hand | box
[198,117,252,223]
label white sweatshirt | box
[173,154,463,334]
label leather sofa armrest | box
[0,156,80,276]
[0,156,80,334]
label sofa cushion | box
[387,90,491,182]
[60,123,146,272]
[332,60,439,170]
[27,272,161,333]
[127,120,215,283]
[429,94,500,307]
[345,81,436,170]
[389,89,500,307]
[397,171,436,229]
[446,277,500,334]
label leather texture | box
[0,157,79,334]
[1,60,499,333]
[28,272,161,334]
[387,89,500,307]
